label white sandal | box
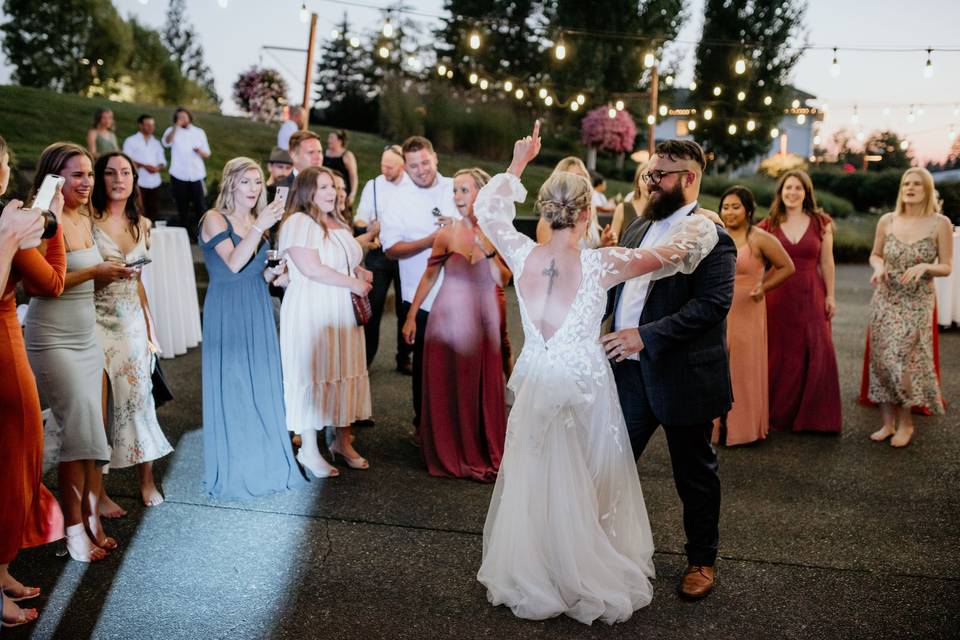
[64,523,108,563]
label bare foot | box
[85,513,117,551]
[1,574,40,602]
[141,482,165,507]
[869,426,896,442]
[891,426,914,448]
[2,594,38,628]
[64,523,108,563]
[99,493,127,519]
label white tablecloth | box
[141,226,202,358]
[934,230,960,327]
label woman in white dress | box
[91,151,173,507]
[278,166,379,478]
[475,123,718,625]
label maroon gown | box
[758,217,842,432]
[420,252,506,482]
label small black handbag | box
[151,354,174,408]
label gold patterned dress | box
[868,234,944,413]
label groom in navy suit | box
[601,140,735,600]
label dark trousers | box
[400,301,429,429]
[613,359,721,566]
[364,249,411,368]
[139,186,161,220]
[170,176,206,240]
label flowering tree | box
[580,107,637,169]
[232,67,289,123]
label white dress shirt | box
[161,124,210,182]
[354,173,409,225]
[277,120,298,150]
[122,133,166,189]
[613,201,698,360]
[379,174,458,312]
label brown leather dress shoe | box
[679,565,716,600]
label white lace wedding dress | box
[474,173,718,625]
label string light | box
[349,36,360,47]
[608,107,617,119]
[770,128,779,138]
[514,88,524,100]
[382,18,394,38]
[378,46,390,59]
[469,72,479,85]
[554,37,567,61]
[796,114,806,124]
[659,104,668,116]
[299,3,309,22]
[503,80,513,92]
[734,57,746,75]
[647,114,656,125]
[791,99,801,109]
[479,78,489,90]
[643,51,656,68]
[665,75,674,86]
[615,99,625,111]
[688,119,697,131]
[924,49,934,79]
[688,81,697,91]
[570,101,579,112]
[544,95,553,106]
[468,31,481,50]
[437,64,447,76]
[538,87,548,99]
[830,47,840,77]
[712,85,722,97]
[907,105,916,123]
[727,123,737,135]
[746,119,756,131]
[576,94,586,105]
[900,139,909,150]
[703,108,713,120]
[737,90,746,101]
[763,95,772,106]
[446,70,453,79]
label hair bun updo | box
[535,171,592,230]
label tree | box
[831,128,863,168]
[163,0,220,107]
[233,67,289,123]
[313,13,379,129]
[864,130,911,171]
[691,0,806,170]
[1,0,132,94]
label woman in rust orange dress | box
[0,136,65,629]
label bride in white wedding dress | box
[475,123,718,625]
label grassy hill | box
[0,85,873,258]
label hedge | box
[700,175,856,218]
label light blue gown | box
[200,219,306,498]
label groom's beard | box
[643,182,686,221]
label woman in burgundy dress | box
[401,168,511,482]
[758,170,842,433]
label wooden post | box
[301,13,318,130]
[648,65,659,155]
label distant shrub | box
[809,168,903,213]
[701,174,855,218]
[937,181,960,224]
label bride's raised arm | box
[598,215,719,290]
[473,121,542,273]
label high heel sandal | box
[65,523,108,563]
[329,441,369,470]
[296,450,339,478]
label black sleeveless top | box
[322,153,350,197]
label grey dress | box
[26,243,111,465]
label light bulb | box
[763,95,772,106]
[734,58,746,75]
[479,78,489,90]
[349,36,360,47]
[544,96,553,106]
[555,43,566,61]
[299,3,309,22]
[615,100,625,111]
[647,114,656,125]
[770,128,779,138]
[747,119,756,131]
[712,86,722,97]
[659,104,668,116]
[643,52,655,68]
[900,139,909,150]
[704,108,713,120]
[688,81,697,91]
[608,108,617,119]
[830,48,840,77]
[924,50,934,79]
[469,73,479,85]
[469,32,481,50]
[437,64,447,76]
[378,46,389,59]
[504,80,513,92]
[665,75,674,86]
[737,91,746,101]
[728,124,737,135]
[538,88,547,99]
[791,99,800,109]
[446,70,453,79]
[515,88,524,100]
[797,114,806,124]
[382,19,394,38]
[576,94,585,105]
[688,119,697,131]
[570,101,579,112]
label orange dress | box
[714,242,769,446]
[0,227,66,563]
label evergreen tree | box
[314,13,378,129]
[691,0,806,170]
[864,130,912,171]
[1,0,132,93]
[163,0,220,107]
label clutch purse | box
[334,232,372,326]
[151,353,174,408]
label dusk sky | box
[2,0,958,163]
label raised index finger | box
[532,119,541,140]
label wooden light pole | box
[301,13,318,129]
[648,64,659,156]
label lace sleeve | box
[599,215,719,289]
[474,172,536,274]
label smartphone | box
[125,257,153,268]
[273,186,289,209]
[30,174,65,211]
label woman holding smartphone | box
[90,151,173,506]
[25,142,131,562]
[199,157,305,499]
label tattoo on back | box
[542,258,559,295]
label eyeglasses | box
[641,169,689,185]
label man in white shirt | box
[275,130,323,191]
[123,114,166,219]
[354,145,410,374]
[162,107,211,240]
[277,105,304,151]
[379,136,458,429]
